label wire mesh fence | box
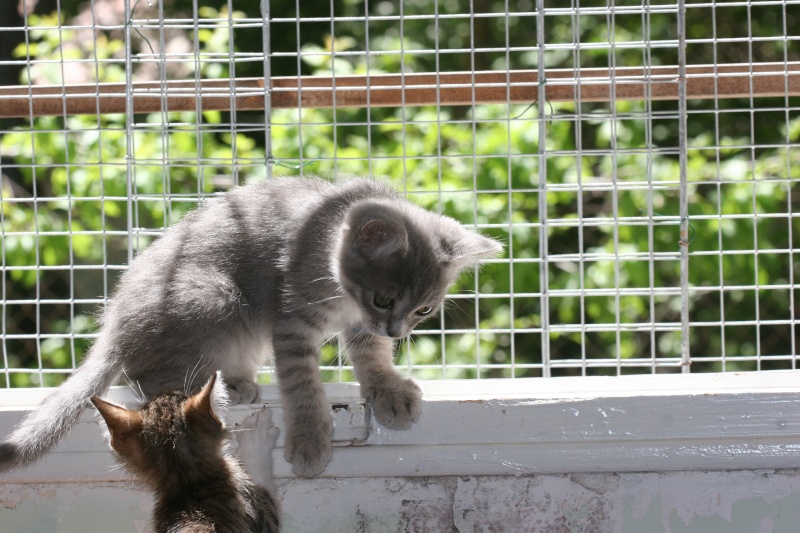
[0,0,798,387]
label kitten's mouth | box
[375,324,410,339]
[351,324,401,338]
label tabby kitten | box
[1,177,502,477]
[91,372,280,533]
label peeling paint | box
[2,468,800,532]
[452,476,478,532]
[0,482,150,533]
[385,479,408,493]
[571,473,620,495]
[0,484,30,509]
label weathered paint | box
[3,373,800,483]
[0,482,152,532]
[2,470,800,532]
[2,372,800,530]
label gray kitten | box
[0,177,501,476]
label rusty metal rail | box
[0,62,797,119]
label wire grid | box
[0,0,798,388]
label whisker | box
[184,363,190,392]
[187,354,207,393]
[136,379,147,403]
[357,329,375,353]
[107,462,127,473]
[336,326,372,365]
[135,381,147,403]
[348,319,372,330]
[322,329,344,346]
[308,276,337,284]
[356,330,372,347]
[335,333,356,364]
[443,306,456,324]
[443,298,457,309]
[122,368,144,404]
[307,295,343,306]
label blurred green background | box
[1,0,798,387]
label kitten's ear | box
[91,396,142,442]
[354,219,409,261]
[443,229,504,269]
[185,371,226,433]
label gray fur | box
[0,177,502,476]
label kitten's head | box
[91,371,229,489]
[337,200,502,338]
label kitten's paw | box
[226,377,261,404]
[236,407,280,461]
[283,426,332,478]
[368,377,422,430]
[235,407,280,490]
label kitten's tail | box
[0,340,122,473]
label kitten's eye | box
[416,306,433,316]
[373,293,395,309]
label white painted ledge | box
[0,370,799,483]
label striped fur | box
[92,372,280,533]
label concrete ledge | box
[0,370,799,483]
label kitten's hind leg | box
[343,330,422,430]
[235,406,280,493]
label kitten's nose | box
[386,322,407,338]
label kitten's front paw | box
[368,377,422,430]
[226,377,261,404]
[235,407,280,491]
[284,425,332,478]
